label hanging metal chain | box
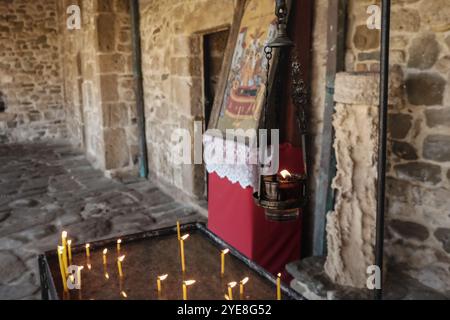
[263,46,273,130]
[290,50,309,177]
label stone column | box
[324,69,404,288]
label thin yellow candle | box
[180,234,189,273]
[228,282,237,300]
[276,273,282,300]
[157,274,168,294]
[240,277,249,298]
[182,280,196,300]
[77,266,84,290]
[103,248,108,265]
[221,248,230,276]
[85,243,90,258]
[117,255,125,278]
[57,246,68,292]
[67,240,73,265]
[117,239,122,253]
[176,221,181,241]
[61,231,68,275]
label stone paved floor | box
[0,142,202,300]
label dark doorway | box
[202,29,230,200]
[203,29,229,130]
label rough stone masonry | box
[0,0,67,144]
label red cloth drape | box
[208,143,304,278]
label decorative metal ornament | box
[253,0,308,222]
[267,0,295,48]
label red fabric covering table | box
[208,143,304,278]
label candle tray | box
[38,222,304,300]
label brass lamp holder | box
[253,0,309,222]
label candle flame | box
[118,255,125,262]
[241,277,249,285]
[280,170,292,179]
[121,291,128,298]
[86,244,90,249]
[222,248,230,255]
[104,273,110,280]
[225,294,230,300]
[79,266,84,271]
[184,280,196,286]
[181,234,190,241]
[67,240,72,246]
[103,249,108,255]
[117,239,122,244]
[87,264,92,270]
[62,231,68,239]
[228,281,237,288]
[159,274,169,281]
[277,273,282,278]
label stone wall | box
[139,0,235,199]
[0,0,66,143]
[59,0,139,174]
[326,0,450,292]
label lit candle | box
[117,255,125,278]
[280,170,292,180]
[182,280,196,300]
[103,249,108,265]
[180,234,190,273]
[240,277,249,299]
[176,221,181,241]
[277,273,282,300]
[117,239,122,253]
[57,246,68,292]
[157,274,168,294]
[228,282,237,300]
[221,249,230,276]
[85,243,90,258]
[67,240,73,265]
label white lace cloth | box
[203,134,261,190]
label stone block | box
[97,0,114,13]
[423,135,450,162]
[353,25,380,51]
[389,219,430,241]
[388,113,413,139]
[434,229,450,253]
[425,107,450,128]
[406,73,446,106]
[103,103,128,128]
[100,74,119,102]
[97,14,116,52]
[391,8,420,32]
[99,54,126,73]
[334,68,404,105]
[408,34,440,70]
[395,162,442,185]
[392,141,418,160]
[104,128,130,169]
[419,0,450,32]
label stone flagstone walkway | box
[0,142,202,300]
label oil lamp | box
[253,0,308,222]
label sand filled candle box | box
[38,223,303,300]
